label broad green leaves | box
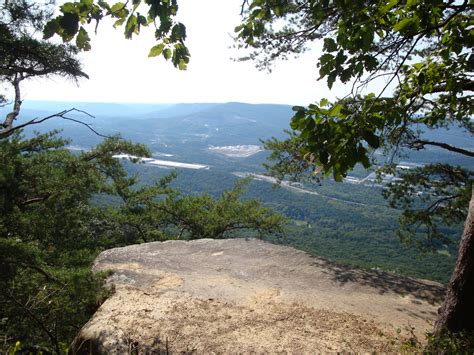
[393,17,418,33]
[148,43,165,57]
[163,47,172,60]
[237,0,472,162]
[76,27,91,50]
[288,97,385,181]
[323,38,338,52]
[240,0,473,249]
[44,0,190,69]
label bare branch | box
[20,195,51,206]
[376,35,422,102]
[410,140,474,157]
[0,108,111,139]
[240,0,249,15]
[431,80,474,94]
[426,194,462,214]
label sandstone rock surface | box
[74,238,444,353]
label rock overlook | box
[73,238,444,353]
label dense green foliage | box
[107,170,286,242]
[0,0,88,139]
[235,0,473,248]
[0,3,286,351]
[0,131,285,351]
[0,131,150,352]
[44,0,190,69]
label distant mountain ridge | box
[6,101,295,149]
[2,100,471,164]
[1,100,470,284]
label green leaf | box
[60,2,78,14]
[327,73,336,89]
[132,0,141,11]
[335,50,347,65]
[125,14,138,38]
[111,2,126,14]
[381,0,398,12]
[362,131,380,148]
[290,109,307,130]
[292,106,305,112]
[148,43,165,57]
[329,104,342,116]
[80,0,94,7]
[178,58,187,70]
[319,53,334,66]
[59,12,80,38]
[319,151,329,164]
[43,19,60,39]
[323,38,338,52]
[234,24,245,32]
[340,68,352,83]
[364,56,378,71]
[171,23,187,41]
[394,17,413,33]
[361,29,374,49]
[360,155,370,168]
[163,48,172,60]
[333,171,344,182]
[305,118,315,131]
[76,26,91,50]
[114,17,126,27]
[98,0,111,11]
[138,15,147,26]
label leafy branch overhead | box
[238,0,473,248]
[44,0,190,70]
[1,1,89,138]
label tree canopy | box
[44,0,190,69]
[234,0,473,248]
[235,0,473,342]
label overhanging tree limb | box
[410,140,474,157]
[236,0,473,342]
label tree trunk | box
[434,190,474,335]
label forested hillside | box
[2,0,473,351]
[6,101,469,283]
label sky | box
[18,0,354,106]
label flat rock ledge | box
[73,238,444,353]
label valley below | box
[6,100,472,284]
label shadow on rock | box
[317,257,445,305]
